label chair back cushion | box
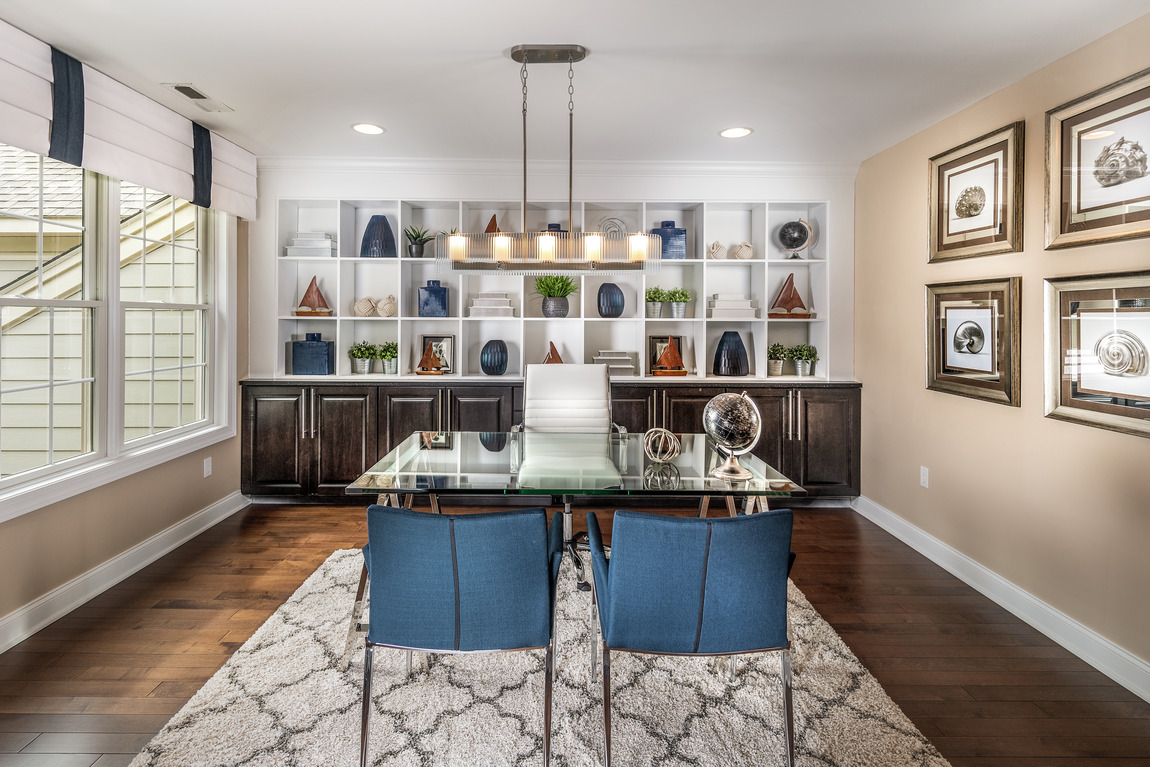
[523,363,611,433]
[602,509,793,654]
[364,506,552,652]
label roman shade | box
[0,18,256,219]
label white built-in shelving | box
[274,198,831,381]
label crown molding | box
[257,156,859,180]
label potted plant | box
[534,275,578,318]
[645,286,667,318]
[790,343,819,376]
[667,287,691,318]
[767,342,789,376]
[377,341,398,375]
[403,226,433,258]
[349,340,376,374]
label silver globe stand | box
[711,445,754,480]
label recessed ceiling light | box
[352,123,385,135]
[1081,129,1114,140]
[719,127,753,139]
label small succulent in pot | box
[375,341,398,360]
[790,343,819,362]
[534,275,578,318]
[348,340,376,359]
[767,342,789,361]
[667,287,691,303]
[403,225,433,245]
[645,286,668,303]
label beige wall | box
[0,220,248,617]
[856,15,1150,664]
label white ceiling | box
[1,0,1148,165]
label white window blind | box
[0,18,256,219]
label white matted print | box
[1071,98,1150,216]
[1075,309,1150,400]
[944,306,996,374]
[945,158,1000,237]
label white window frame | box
[0,171,236,523]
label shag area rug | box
[130,549,951,767]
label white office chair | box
[513,364,625,550]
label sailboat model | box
[485,214,501,234]
[767,273,814,319]
[416,341,446,375]
[652,336,687,376]
[294,277,333,316]
[542,341,564,364]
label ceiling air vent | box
[161,83,234,113]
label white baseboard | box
[852,495,1150,704]
[0,491,248,654]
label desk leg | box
[429,493,441,514]
[697,496,711,518]
[725,496,738,518]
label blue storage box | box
[651,220,686,259]
[289,332,335,375]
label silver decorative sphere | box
[643,428,681,462]
[703,392,762,479]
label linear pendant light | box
[436,44,659,273]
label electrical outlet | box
[919,466,929,488]
[203,457,212,478]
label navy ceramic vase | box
[418,280,448,317]
[360,215,397,258]
[479,432,508,452]
[713,331,749,376]
[480,339,508,375]
[597,282,625,318]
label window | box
[0,145,95,479]
[0,143,234,515]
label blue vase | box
[360,214,397,258]
[288,332,334,375]
[597,282,625,318]
[479,432,508,452]
[651,220,686,260]
[713,331,749,376]
[480,339,508,375]
[418,280,448,317]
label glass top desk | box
[348,431,804,542]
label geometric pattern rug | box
[129,549,952,767]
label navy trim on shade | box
[49,48,85,166]
[191,122,213,209]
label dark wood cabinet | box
[744,384,860,497]
[242,380,859,499]
[242,385,377,496]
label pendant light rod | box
[510,44,588,65]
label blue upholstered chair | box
[360,505,563,767]
[586,509,796,767]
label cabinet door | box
[610,384,655,433]
[380,387,442,453]
[663,387,725,433]
[311,387,379,495]
[241,386,308,495]
[742,388,790,474]
[793,387,861,496]
[447,386,513,432]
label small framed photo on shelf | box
[929,121,1024,262]
[420,431,454,450]
[648,335,686,374]
[1044,270,1150,437]
[926,277,1021,406]
[419,334,454,374]
[1046,68,1150,249]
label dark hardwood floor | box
[0,502,1147,765]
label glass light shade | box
[435,232,661,274]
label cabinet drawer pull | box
[300,394,306,441]
[310,389,316,438]
[796,391,803,441]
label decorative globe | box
[703,392,762,480]
[778,219,812,252]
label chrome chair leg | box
[342,562,370,671]
[406,650,413,678]
[601,642,612,767]
[589,578,599,681]
[360,644,374,767]
[544,639,554,766]
[782,647,795,767]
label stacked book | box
[285,232,337,257]
[593,349,636,377]
[708,293,758,319]
[468,291,515,318]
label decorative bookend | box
[768,273,813,318]
[485,214,500,234]
[295,277,332,316]
[376,295,398,317]
[713,331,750,376]
[652,336,688,376]
[707,240,727,260]
[353,297,377,316]
[360,214,397,258]
[542,341,563,364]
[416,341,446,375]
